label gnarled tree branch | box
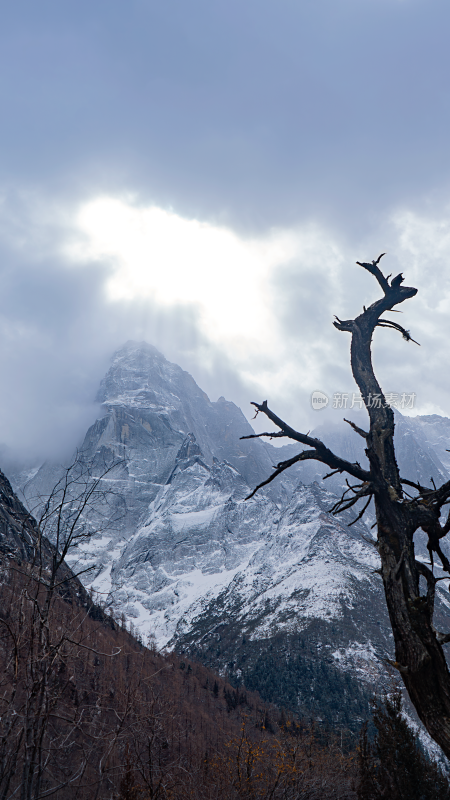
[241,254,450,759]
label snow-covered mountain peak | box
[13,341,450,724]
[92,340,277,492]
[96,340,210,411]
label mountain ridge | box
[10,340,450,725]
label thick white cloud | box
[0,2,449,471]
[68,196,348,400]
[72,197,295,352]
[2,193,450,466]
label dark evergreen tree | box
[239,649,371,733]
[358,693,450,800]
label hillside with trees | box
[0,457,449,797]
[0,465,359,798]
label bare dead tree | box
[241,254,450,758]
[0,454,124,800]
[25,450,125,586]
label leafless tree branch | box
[241,253,450,758]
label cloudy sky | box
[1,0,450,465]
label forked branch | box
[241,400,370,487]
[241,253,450,759]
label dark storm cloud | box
[0,1,449,231]
[0,1,450,467]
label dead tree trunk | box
[242,254,450,758]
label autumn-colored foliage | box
[0,559,362,799]
[0,452,447,799]
[204,717,357,800]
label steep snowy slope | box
[24,341,287,531]
[105,435,279,645]
[13,341,450,725]
[95,340,277,490]
[169,481,389,674]
[161,479,391,730]
[412,414,450,473]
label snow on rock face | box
[169,482,388,668]
[412,414,450,473]
[242,483,381,627]
[14,341,450,694]
[107,443,279,645]
[96,465,386,658]
[95,340,277,493]
[19,340,281,591]
[13,344,388,669]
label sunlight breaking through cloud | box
[70,196,346,397]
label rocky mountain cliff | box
[13,341,450,725]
